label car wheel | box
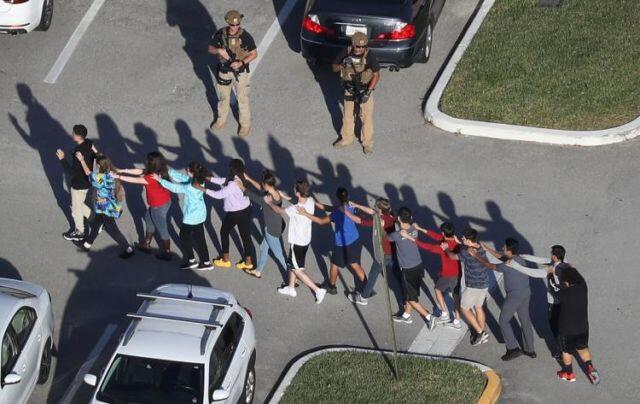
[238,354,256,404]
[415,23,433,63]
[37,0,54,31]
[37,339,52,384]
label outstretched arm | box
[440,243,460,261]
[112,173,148,185]
[349,201,375,215]
[75,152,92,176]
[152,173,186,194]
[520,254,551,265]
[481,242,502,260]
[341,206,363,225]
[117,168,144,176]
[297,206,331,225]
[243,173,262,190]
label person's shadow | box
[9,83,73,229]
[0,258,22,280]
[95,114,148,243]
[166,0,218,117]
[47,246,212,403]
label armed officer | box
[208,10,257,138]
[332,32,380,155]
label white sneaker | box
[347,292,368,306]
[445,319,463,329]
[436,313,451,324]
[83,241,92,250]
[315,288,327,304]
[278,286,297,297]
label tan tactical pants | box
[71,188,92,233]
[216,71,251,128]
[340,92,374,148]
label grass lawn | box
[439,0,640,130]
[279,351,486,404]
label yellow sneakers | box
[236,261,254,270]
[213,258,231,268]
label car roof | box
[117,284,237,364]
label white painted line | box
[59,323,117,404]
[408,272,503,356]
[251,0,299,73]
[44,0,106,84]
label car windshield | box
[97,355,203,404]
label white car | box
[0,0,53,34]
[0,278,55,404]
[84,284,257,404]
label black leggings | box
[220,206,253,258]
[180,223,210,262]
[86,214,130,249]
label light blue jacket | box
[158,169,206,225]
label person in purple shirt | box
[199,159,254,270]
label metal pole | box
[373,212,399,378]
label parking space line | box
[43,0,106,84]
[58,323,117,404]
[251,0,299,73]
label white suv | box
[0,277,55,404]
[84,284,257,404]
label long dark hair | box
[188,161,210,185]
[144,151,169,179]
[96,154,124,202]
[227,159,246,186]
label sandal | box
[244,269,262,278]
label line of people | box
[54,126,599,385]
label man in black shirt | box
[549,266,600,384]
[332,32,380,155]
[56,124,97,241]
[208,10,257,138]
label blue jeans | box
[362,255,393,298]
[256,229,288,274]
[144,201,171,240]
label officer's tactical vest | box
[220,27,249,60]
[340,47,373,85]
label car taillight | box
[302,14,336,37]
[3,0,30,4]
[240,304,253,319]
[376,22,416,40]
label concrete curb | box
[423,0,640,146]
[267,346,501,404]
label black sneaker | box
[470,333,481,346]
[326,284,338,295]
[501,348,522,361]
[392,314,413,324]
[63,229,84,241]
[119,247,135,259]
[478,331,490,344]
[196,261,214,271]
[523,351,537,359]
[180,259,198,270]
[155,251,172,261]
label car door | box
[208,313,245,403]
[0,307,40,404]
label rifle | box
[343,69,370,118]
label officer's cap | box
[351,32,368,47]
[225,10,243,25]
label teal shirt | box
[158,169,206,225]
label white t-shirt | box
[285,197,315,246]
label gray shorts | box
[461,287,488,309]
[435,276,459,293]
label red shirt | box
[144,174,171,208]
[361,213,395,256]
[416,230,461,278]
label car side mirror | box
[4,373,21,385]
[212,389,231,401]
[83,374,97,387]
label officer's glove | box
[361,89,372,103]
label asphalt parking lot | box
[1,0,639,403]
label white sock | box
[402,313,410,319]
[425,314,432,321]
[441,311,449,318]
[453,318,460,324]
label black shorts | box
[558,332,589,352]
[435,276,459,294]
[402,264,424,302]
[288,244,309,270]
[330,241,362,267]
